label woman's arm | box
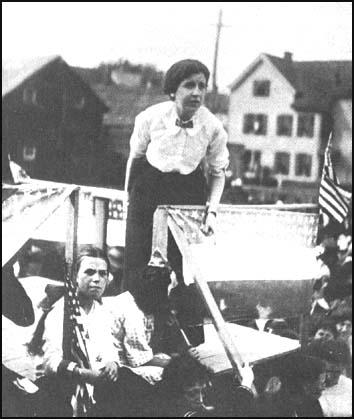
[201,119,229,236]
[201,174,225,236]
[124,157,147,195]
[207,174,225,213]
[125,111,151,196]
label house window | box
[253,80,270,97]
[243,114,268,135]
[68,91,86,110]
[297,114,314,138]
[23,145,36,161]
[23,87,38,105]
[274,152,290,175]
[243,149,261,173]
[296,153,312,177]
[277,115,293,137]
[73,97,86,110]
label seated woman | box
[107,253,177,416]
[39,246,120,417]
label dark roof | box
[2,56,108,112]
[89,83,167,126]
[86,83,229,126]
[2,56,61,97]
[265,54,352,112]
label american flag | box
[64,261,95,417]
[319,134,352,224]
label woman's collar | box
[163,102,202,136]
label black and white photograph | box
[2,2,352,417]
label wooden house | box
[227,52,352,202]
[2,56,108,185]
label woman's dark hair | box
[76,245,110,273]
[278,353,325,394]
[164,59,210,97]
[162,353,210,396]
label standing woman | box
[123,59,229,291]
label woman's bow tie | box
[175,118,194,129]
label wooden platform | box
[197,323,300,374]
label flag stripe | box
[319,192,347,218]
[319,196,346,223]
[321,181,348,214]
[319,192,346,219]
[319,135,352,224]
[64,262,93,416]
[323,176,350,211]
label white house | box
[227,52,352,191]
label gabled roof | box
[2,56,108,112]
[229,53,352,113]
[2,55,61,97]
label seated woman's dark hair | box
[278,353,325,394]
[164,59,210,97]
[75,245,110,273]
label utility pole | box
[211,9,223,113]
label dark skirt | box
[123,159,207,291]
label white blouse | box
[42,298,119,375]
[129,101,229,177]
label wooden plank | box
[63,188,80,359]
[2,185,77,267]
[94,197,109,249]
[197,323,300,374]
[4,179,126,201]
[167,216,243,381]
[64,188,80,265]
[151,207,169,262]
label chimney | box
[284,51,293,62]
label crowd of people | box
[2,219,352,417]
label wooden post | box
[65,188,80,265]
[151,207,169,262]
[94,197,109,250]
[63,187,80,358]
[167,216,243,381]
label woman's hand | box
[188,347,201,361]
[99,362,119,382]
[200,212,217,236]
[77,368,103,385]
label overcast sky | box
[2,2,352,92]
